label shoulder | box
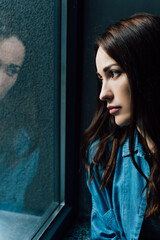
[88,138,113,165]
[13,127,31,156]
[89,139,99,157]
[2,126,38,159]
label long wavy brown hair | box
[81,13,160,218]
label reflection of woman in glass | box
[81,13,160,239]
[0,11,39,213]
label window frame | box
[32,0,82,239]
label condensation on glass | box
[0,0,62,239]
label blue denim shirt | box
[0,127,39,213]
[87,130,159,240]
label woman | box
[81,13,160,239]
[0,10,39,214]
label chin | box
[115,118,130,127]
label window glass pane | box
[0,0,62,239]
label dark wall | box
[79,0,160,218]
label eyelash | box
[97,69,122,83]
[6,68,19,77]
[108,70,121,79]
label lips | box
[107,106,121,115]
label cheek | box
[0,75,18,99]
[122,84,131,102]
[124,87,131,114]
[8,75,18,89]
[115,83,131,111]
[1,75,18,93]
[12,75,18,84]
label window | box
[0,0,70,239]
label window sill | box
[0,210,41,240]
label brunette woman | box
[81,13,160,240]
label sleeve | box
[87,141,120,240]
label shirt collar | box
[122,129,145,157]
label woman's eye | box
[109,70,121,79]
[6,68,19,77]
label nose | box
[99,81,113,102]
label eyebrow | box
[103,64,119,72]
[97,63,119,76]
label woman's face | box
[96,46,131,127]
[0,36,25,99]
